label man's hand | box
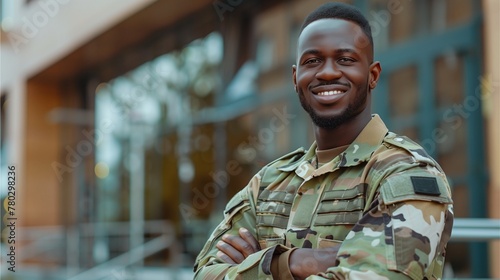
[216,228,261,264]
[289,245,341,280]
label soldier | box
[194,2,453,279]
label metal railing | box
[0,220,178,279]
[68,234,174,280]
[451,218,500,242]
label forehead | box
[298,18,370,54]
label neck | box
[314,111,371,150]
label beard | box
[298,82,369,129]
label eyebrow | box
[300,48,359,59]
[335,48,358,55]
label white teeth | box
[318,90,344,96]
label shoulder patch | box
[411,176,440,196]
[380,171,452,205]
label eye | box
[304,58,321,65]
[338,57,356,64]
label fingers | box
[216,240,245,263]
[215,228,260,264]
[216,250,236,264]
[238,228,260,251]
[222,234,254,258]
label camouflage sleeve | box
[308,168,454,280]
[193,171,286,279]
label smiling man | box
[194,3,454,279]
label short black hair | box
[299,2,373,50]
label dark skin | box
[293,18,381,150]
[216,228,260,264]
[216,18,382,279]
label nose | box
[315,59,341,80]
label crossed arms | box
[194,190,453,279]
[194,164,454,279]
[216,227,340,279]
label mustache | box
[310,81,350,89]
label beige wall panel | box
[484,0,500,278]
[23,81,63,226]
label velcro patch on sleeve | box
[410,176,441,196]
[380,171,452,205]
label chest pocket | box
[257,190,295,229]
[313,183,366,226]
[256,189,295,242]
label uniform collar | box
[336,114,388,167]
[277,114,388,173]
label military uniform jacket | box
[194,115,454,279]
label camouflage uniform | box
[194,115,454,279]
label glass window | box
[444,0,475,28]
[435,53,465,106]
[434,53,468,178]
[389,65,419,138]
[368,0,419,48]
[94,31,223,222]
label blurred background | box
[0,0,499,279]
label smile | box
[317,90,345,96]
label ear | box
[292,65,298,92]
[368,61,382,90]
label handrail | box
[68,233,175,280]
[451,218,500,242]
[0,220,176,276]
[13,220,172,239]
